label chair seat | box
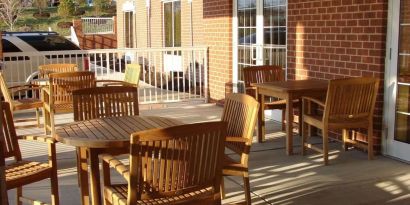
[6,160,52,189]
[51,102,73,111]
[223,155,247,176]
[104,184,214,205]
[13,99,43,111]
[304,113,370,129]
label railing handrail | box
[81,17,115,20]
[2,47,209,57]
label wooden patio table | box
[54,115,183,205]
[253,79,328,155]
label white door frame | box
[383,0,410,162]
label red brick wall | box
[203,0,233,101]
[287,0,388,151]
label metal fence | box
[1,47,208,104]
[81,17,115,35]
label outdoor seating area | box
[0,62,408,205]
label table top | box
[253,79,328,93]
[54,115,183,148]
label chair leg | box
[16,187,22,205]
[220,176,225,199]
[243,174,251,205]
[50,167,60,205]
[43,107,49,134]
[35,108,40,128]
[368,124,374,160]
[301,121,307,156]
[323,128,329,165]
[342,129,349,151]
[50,111,55,135]
[102,161,111,187]
[76,148,81,187]
[281,109,286,131]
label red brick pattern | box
[287,0,388,151]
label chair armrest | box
[226,136,251,143]
[302,96,325,107]
[8,84,39,90]
[100,154,130,182]
[18,135,56,144]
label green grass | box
[0,6,115,36]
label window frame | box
[162,0,181,48]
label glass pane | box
[395,1,410,143]
[174,1,181,47]
[278,27,286,45]
[17,35,80,51]
[238,10,245,27]
[264,28,272,44]
[124,12,134,48]
[164,3,172,47]
[278,6,286,26]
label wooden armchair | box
[220,94,259,205]
[243,65,299,136]
[0,73,43,127]
[97,64,141,87]
[38,63,78,79]
[72,86,139,186]
[73,86,139,121]
[101,122,227,205]
[43,71,96,134]
[0,102,59,205]
[301,77,380,165]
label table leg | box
[78,147,90,205]
[298,97,303,136]
[286,94,294,155]
[89,148,102,205]
[257,93,265,143]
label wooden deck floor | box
[6,102,410,205]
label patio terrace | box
[5,102,410,205]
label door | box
[384,0,410,162]
[233,0,287,91]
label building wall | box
[287,0,388,151]
[116,0,231,101]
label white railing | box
[1,47,208,104]
[81,17,115,35]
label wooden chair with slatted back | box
[97,64,141,87]
[72,86,139,187]
[243,65,299,136]
[0,73,43,127]
[101,122,227,205]
[38,64,78,79]
[301,77,380,165]
[220,93,259,205]
[42,71,96,134]
[0,102,59,205]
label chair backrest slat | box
[124,64,141,86]
[324,77,379,121]
[38,64,78,79]
[49,71,96,105]
[221,94,259,155]
[73,86,139,121]
[127,122,226,203]
[243,65,284,97]
[0,102,21,161]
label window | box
[164,0,181,47]
[2,39,22,53]
[124,11,134,48]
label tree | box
[58,0,75,19]
[0,0,24,31]
[33,0,48,14]
[93,0,108,16]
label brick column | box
[203,0,233,102]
